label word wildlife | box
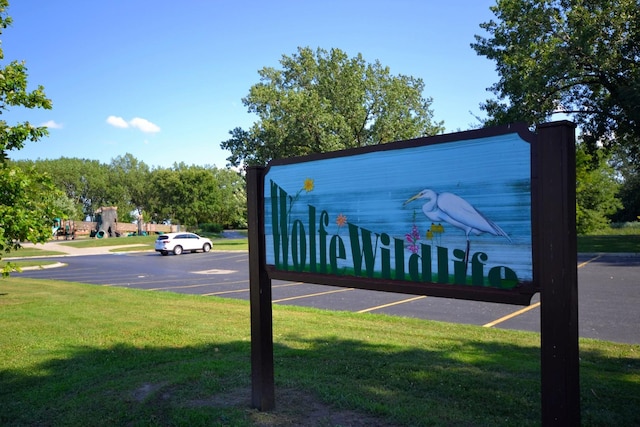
[269,181,519,289]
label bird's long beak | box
[403,193,420,206]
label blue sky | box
[4,1,499,169]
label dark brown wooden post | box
[247,166,275,411]
[533,121,579,425]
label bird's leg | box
[464,239,470,275]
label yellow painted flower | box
[303,178,314,192]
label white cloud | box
[41,120,63,129]
[106,115,160,134]
[106,115,129,128]
[129,117,160,134]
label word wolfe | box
[269,181,519,288]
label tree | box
[575,143,622,233]
[146,164,245,228]
[471,0,640,159]
[209,168,246,228]
[109,153,151,222]
[26,157,114,219]
[610,153,640,222]
[0,0,65,271]
[221,47,444,167]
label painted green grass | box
[1,278,638,426]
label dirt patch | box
[186,386,400,427]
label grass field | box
[577,234,640,253]
[1,227,638,425]
[1,278,638,426]
[578,222,640,253]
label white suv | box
[154,232,213,256]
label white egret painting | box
[264,128,533,290]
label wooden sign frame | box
[247,121,579,425]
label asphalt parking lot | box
[14,249,640,344]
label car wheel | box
[173,245,183,255]
[202,243,211,253]
[160,251,168,256]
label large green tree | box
[0,0,67,270]
[472,0,638,228]
[471,0,639,158]
[221,47,445,167]
[146,164,245,228]
[108,153,151,222]
[25,157,114,218]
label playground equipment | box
[94,206,119,238]
[50,209,174,239]
[52,218,76,240]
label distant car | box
[155,232,212,256]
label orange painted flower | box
[336,213,347,228]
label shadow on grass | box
[1,338,638,426]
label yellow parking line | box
[578,254,602,268]
[147,280,248,291]
[357,296,427,313]
[273,288,354,303]
[202,282,301,296]
[483,302,541,327]
[484,255,598,328]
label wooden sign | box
[247,121,579,424]
[263,123,537,305]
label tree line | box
[11,154,247,229]
[1,0,638,272]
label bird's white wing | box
[437,192,509,239]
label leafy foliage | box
[575,144,622,233]
[0,164,69,274]
[146,163,246,228]
[472,0,640,159]
[0,0,68,270]
[610,149,640,222]
[221,47,444,167]
[25,155,247,229]
[472,0,639,225]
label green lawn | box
[0,259,61,270]
[53,234,249,252]
[577,223,640,253]
[1,278,638,426]
[577,234,640,253]
[8,246,66,257]
[15,228,640,256]
[55,234,159,248]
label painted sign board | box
[249,121,579,422]
[262,123,538,305]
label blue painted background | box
[264,132,532,282]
